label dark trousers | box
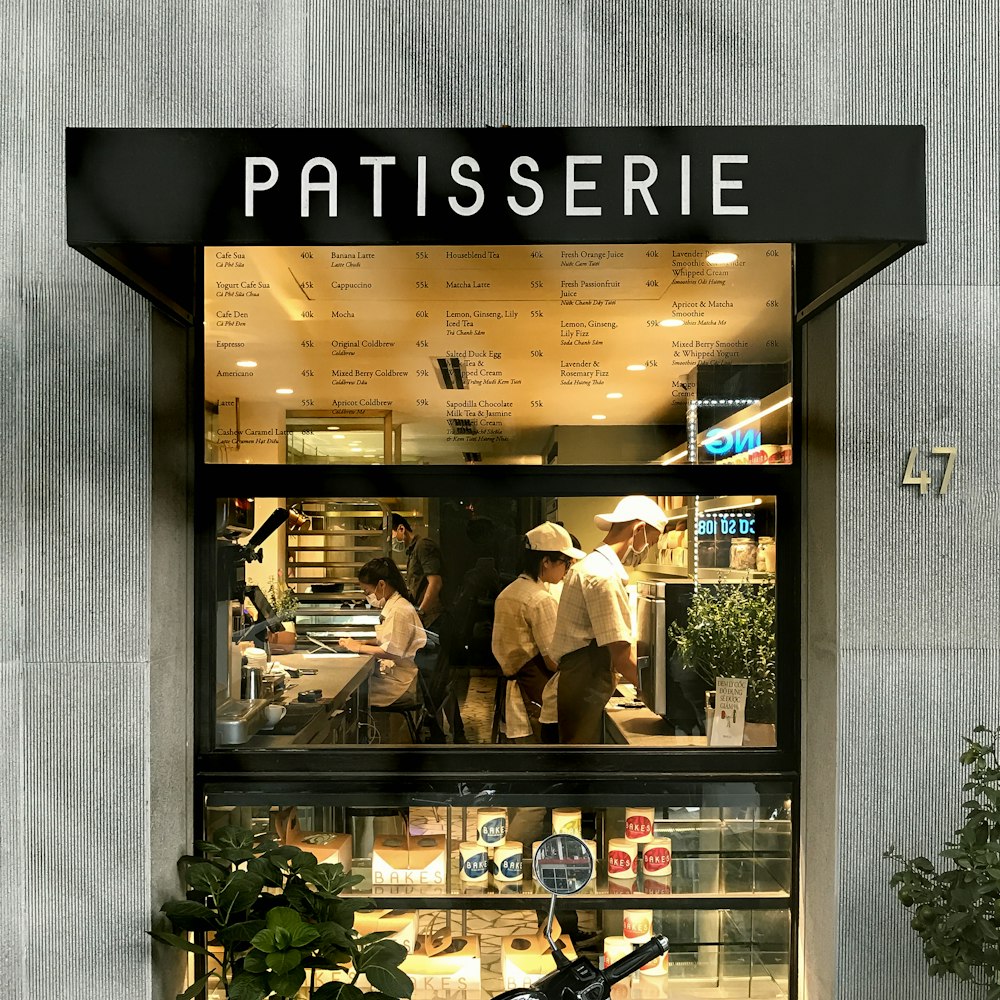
[557,640,615,744]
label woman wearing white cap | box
[550,495,669,744]
[491,522,586,742]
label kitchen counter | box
[245,652,374,747]
[604,697,776,748]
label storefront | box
[66,125,925,999]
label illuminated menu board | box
[204,243,791,464]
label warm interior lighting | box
[706,251,738,265]
[275,388,293,395]
[591,414,607,421]
[658,319,684,327]
[326,425,340,430]
[606,392,623,399]
[236,360,257,368]
[626,364,647,372]
[721,395,793,436]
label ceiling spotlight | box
[706,251,738,265]
[606,392,623,399]
[658,319,684,327]
[275,388,294,395]
[627,363,647,372]
[349,446,363,452]
[236,360,258,368]
[326,425,340,431]
[591,414,607,421]
[332,434,346,440]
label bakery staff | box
[550,495,669,744]
[338,557,426,739]
[491,523,585,742]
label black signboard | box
[66,126,926,247]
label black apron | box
[556,639,615,744]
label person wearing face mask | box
[338,557,426,737]
[549,495,669,744]
[492,522,586,743]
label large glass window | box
[212,493,781,750]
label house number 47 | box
[902,446,957,495]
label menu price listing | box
[205,243,791,459]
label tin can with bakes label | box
[624,807,655,843]
[459,841,490,882]
[552,808,582,837]
[493,842,523,882]
[476,808,508,848]
[607,838,637,879]
[623,909,653,941]
[641,837,672,876]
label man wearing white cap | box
[492,522,586,742]
[550,495,669,744]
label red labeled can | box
[607,838,638,879]
[624,807,655,843]
[641,837,673,876]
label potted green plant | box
[667,579,776,725]
[265,573,299,654]
[150,825,413,1000]
[885,725,1000,998]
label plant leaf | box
[266,906,306,931]
[217,871,265,922]
[229,971,269,1000]
[289,923,320,948]
[161,899,218,932]
[149,930,211,957]
[268,967,307,997]
[244,949,269,974]
[216,919,267,948]
[314,983,366,1000]
[186,862,226,894]
[357,940,413,998]
[267,948,302,975]
[215,826,256,852]
[178,972,214,1000]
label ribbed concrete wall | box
[2,2,996,999]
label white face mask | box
[365,584,386,609]
[390,537,406,553]
[621,525,649,568]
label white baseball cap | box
[525,521,586,559]
[593,495,669,533]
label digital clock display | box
[696,510,756,537]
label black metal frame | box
[189,244,805,998]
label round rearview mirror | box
[532,833,594,895]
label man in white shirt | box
[550,495,669,744]
[492,522,585,742]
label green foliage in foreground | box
[150,825,413,1000]
[886,726,1000,998]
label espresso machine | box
[215,498,307,743]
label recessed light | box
[326,425,340,431]
[658,319,684,327]
[606,392,623,399]
[706,251,738,265]
[349,441,362,446]
[349,446,363,452]
[236,360,257,368]
[332,434,346,440]
[275,388,294,395]
[591,414,607,421]
[627,364,647,372]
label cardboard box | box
[371,834,447,885]
[402,934,481,997]
[274,807,352,871]
[501,933,577,990]
[353,909,418,954]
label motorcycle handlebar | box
[602,935,670,984]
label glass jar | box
[757,536,776,573]
[729,537,757,571]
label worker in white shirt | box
[492,522,586,742]
[550,495,669,744]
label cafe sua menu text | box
[204,243,791,464]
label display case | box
[203,782,794,999]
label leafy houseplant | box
[266,574,299,623]
[667,580,776,724]
[885,726,1000,998]
[150,825,413,1000]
